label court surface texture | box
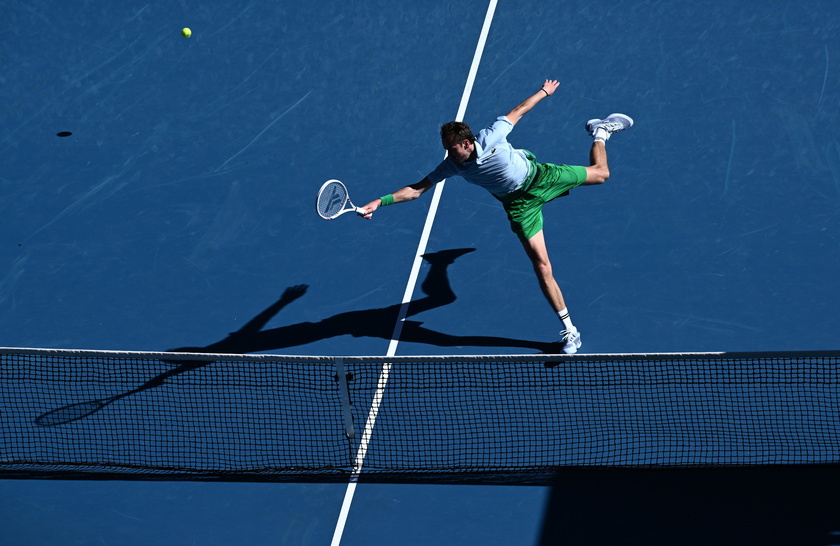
[2,1,839,544]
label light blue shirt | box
[427,116,531,197]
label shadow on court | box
[35,249,561,425]
[170,248,562,355]
[538,466,840,546]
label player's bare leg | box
[520,230,581,354]
[520,231,565,312]
[583,140,610,185]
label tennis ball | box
[182,27,192,38]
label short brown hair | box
[440,121,475,144]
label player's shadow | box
[170,248,561,355]
[35,248,560,426]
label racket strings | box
[317,182,348,218]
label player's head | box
[440,121,476,164]
[441,121,475,144]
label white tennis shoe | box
[560,327,582,354]
[586,113,634,141]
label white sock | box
[593,126,610,142]
[557,308,574,331]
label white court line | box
[330,1,498,544]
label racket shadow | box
[36,248,560,425]
[35,358,212,426]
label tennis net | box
[1,348,838,483]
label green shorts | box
[497,152,587,241]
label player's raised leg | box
[583,113,633,185]
[583,140,610,185]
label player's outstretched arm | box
[360,177,434,219]
[505,79,560,125]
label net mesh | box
[1,348,838,483]
[316,180,347,218]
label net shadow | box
[538,466,840,546]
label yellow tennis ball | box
[182,27,192,38]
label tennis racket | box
[316,179,365,220]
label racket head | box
[316,179,350,219]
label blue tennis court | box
[2,0,839,544]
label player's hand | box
[280,284,308,302]
[541,79,560,96]
[358,200,379,219]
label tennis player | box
[359,79,633,354]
